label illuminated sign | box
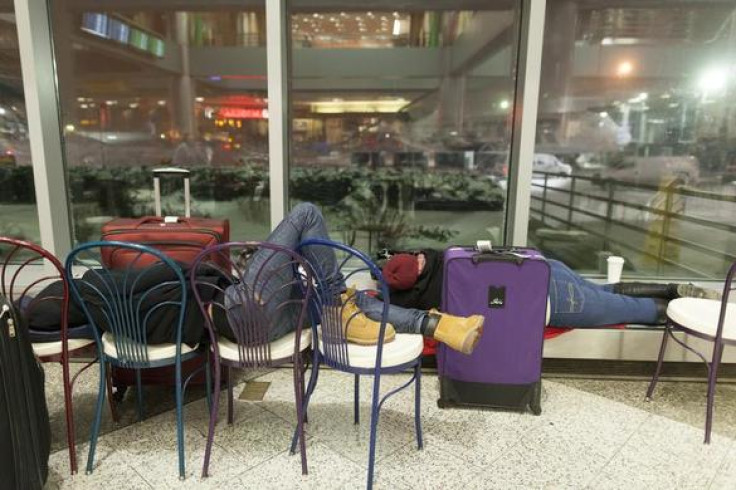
[218,107,268,119]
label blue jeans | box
[235,203,425,340]
[548,259,658,326]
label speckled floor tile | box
[227,440,362,490]
[709,440,736,490]
[588,416,731,490]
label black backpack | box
[0,294,51,490]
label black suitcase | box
[0,295,51,490]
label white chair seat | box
[667,298,736,341]
[32,338,95,358]
[318,331,424,369]
[216,329,312,362]
[101,331,198,361]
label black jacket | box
[26,263,225,346]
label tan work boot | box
[425,309,484,355]
[338,289,396,345]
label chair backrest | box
[714,261,736,345]
[0,237,69,336]
[190,241,314,367]
[297,238,391,371]
[64,241,187,366]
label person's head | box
[382,253,423,290]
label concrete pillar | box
[174,12,196,138]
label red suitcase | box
[100,168,229,268]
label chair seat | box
[32,338,95,358]
[318,331,424,369]
[667,298,736,341]
[217,329,311,362]
[101,331,198,361]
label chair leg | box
[135,368,144,421]
[105,363,119,423]
[60,357,78,474]
[175,360,186,480]
[646,324,670,400]
[354,374,360,425]
[226,366,234,425]
[414,364,423,450]
[86,358,107,475]
[204,350,213,413]
[293,357,308,475]
[366,373,382,490]
[290,354,320,456]
[705,342,724,444]
[202,362,221,478]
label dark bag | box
[0,295,51,490]
[437,246,550,414]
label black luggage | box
[0,295,51,490]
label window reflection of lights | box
[76,97,85,102]
[668,103,679,108]
[393,11,400,17]
[660,93,671,99]
[311,98,409,114]
[367,12,373,17]
[160,133,166,139]
[392,19,401,36]
[106,135,118,140]
[106,100,117,105]
[698,66,729,95]
[616,60,633,77]
[499,100,510,110]
[312,13,319,18]
[129,103,138,109]
[195,97,204,102]
[157,100,167,106]
[599,111,608,118]
[65,124,75,132]
[340,12,347,17]
[80,104,88,109]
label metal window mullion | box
[505,0,546,246]
[266,0,290,230]
[14,0,73,257]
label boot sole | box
[459,316,485,355]
[677,284,722,301]
[347,333,396,346]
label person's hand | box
[417,253,426,275]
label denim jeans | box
[232,203,426,341]
[547,259,659,326]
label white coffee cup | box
[607,256,625,283]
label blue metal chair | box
[290,238,424,490]
[65,241,204,479]
[189,242,314,478]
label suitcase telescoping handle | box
[471,240,526,265]
[153,167,191,219]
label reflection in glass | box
[0,9,39,244]
[531,1,736,279]
[289,6,521,254]
[49,4,270,243]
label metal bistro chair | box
[290,238,424,490]
[65,241,203,479]
[646,262,736,444]
[190,242,314,478]
[0,237,97,475]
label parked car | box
[476,148,572,179]
[532,153,573,176]
[597,155,699,185]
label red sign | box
[218,107,268,119]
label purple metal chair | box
[0,237,99,475]
[189,242,314,478]
[290,238,424,490]
[646,262,736,443]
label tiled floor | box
[44,365,736,489]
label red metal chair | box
[0,238,99,474]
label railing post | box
[540,172,548,223]
[566,175,576,230]
[657,180,676,275]
[603,182,615,251]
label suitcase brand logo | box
[488,286,505,308]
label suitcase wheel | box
[437,399,448,409]
[530,402,542,416]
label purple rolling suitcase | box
[437,246,550,414]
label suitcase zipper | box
[102,228,222,242]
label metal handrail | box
[530,171,736,278]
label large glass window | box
[531,1,736,279]
[288,4,522,253]
[0,9,39,243]
[49,3,270,243]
